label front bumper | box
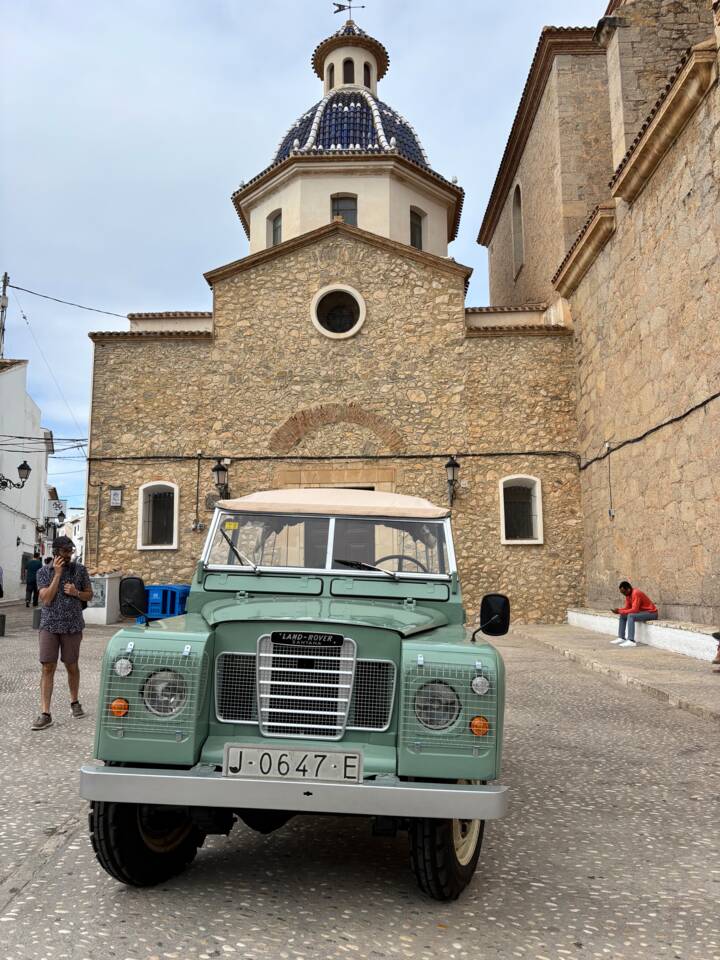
[79,763,508,820]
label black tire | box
[409,816,485,901]
[89,801,206,886]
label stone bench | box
[567,607,718,661]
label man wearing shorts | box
[32,536,93,731]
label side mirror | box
[119,576,147,618]
[476,593,510,638]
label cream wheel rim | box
[452,817,481,866]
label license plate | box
[222,745,362,783]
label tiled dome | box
[274,90,430,168]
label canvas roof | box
[217,487,450,519]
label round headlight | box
[414,681,461,730]
[142,670,188,717]
[113,657,134,678]
[471,675,490,696]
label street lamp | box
[445,455,460,506]
[212,459,230,499]
[0,460,32,491]
[56,509,66,525]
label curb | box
[511,628,720,724]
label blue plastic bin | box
[136,584,190,623]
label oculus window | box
[500,476,543,544]
[311,284,367,340]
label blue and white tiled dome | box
[274,90,430,168]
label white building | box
[61,508,86,565]
[0,359,54,602]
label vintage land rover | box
[80,488,509,900]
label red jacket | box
[618,589,657,615]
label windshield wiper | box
[333,558,398,580]
[219,527,260,575]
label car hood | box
[201,596,448,637]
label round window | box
[311,284,366,340]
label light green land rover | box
[80,488,509,900]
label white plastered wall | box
[323,45,379,95]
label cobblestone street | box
[0,601,718,960]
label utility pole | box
[0,272,8,359]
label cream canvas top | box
[217,488,450,519]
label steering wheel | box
[374,553,429,573]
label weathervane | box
[333,2,365,16]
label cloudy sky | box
[1,0,604,506]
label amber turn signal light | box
[109,698,129,717]
[469,715,490,737]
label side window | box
[343,58,355,84]
[138,482,178,549]
[512,184,524,277]
[410,208,424,250]
[328,63,335,89]
[267,210,282,247]
[500,476,543,544]
[331,194,358,227]
[363,62,371,87]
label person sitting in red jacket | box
[610,581,658,648]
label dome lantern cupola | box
[312,19,389,96]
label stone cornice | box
[232,152,464,242]
[464,299,572,338]
[126,311,212,320]
[465,325,572,339]
[477,27,602,247]
[89,331,213,343]
[552,201,618,297]
[203,220,473,288]
[610,40,718,203]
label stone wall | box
[488,54,613,307]
[603,0,715,168]
[88,228,583,622]
[569,74,720,623]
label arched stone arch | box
[269,402,404,455]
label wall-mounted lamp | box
[212,458,230,499]
[0,460,31,491]
[445,455,460,506]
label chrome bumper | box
[79,763,508,820]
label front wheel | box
[89,801,206,886]
[409,815,485,901]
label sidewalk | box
[511,623,720,723]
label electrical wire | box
[8,284,127,319]
[11,291,89,458]
[580,388,720,470]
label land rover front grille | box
[215,650,396,734]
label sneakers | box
[610,637,625,644]
[618,639,637,648]
[70,701,86,719]
[31,712,53,731]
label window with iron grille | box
[138,482,178,549]
[332,195,357,227]
[500,476,543,544]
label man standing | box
[611,580,658,648]
[25,550,42,607]
[32,536,93,730]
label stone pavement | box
[0,601,719,959]
[511,623,720,724]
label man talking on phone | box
[32,536,93,731]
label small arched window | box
[268,210,282,247]
[363,62,371,87]
[500,476,543,544]
[328,63,335,89]
[331,194,357,227]
[343,58,355,84]
[410,208,424,250]
[137,481,179,550]
[512,184,524,277]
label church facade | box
[87,0,720,625]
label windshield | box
[206,512,450,575]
